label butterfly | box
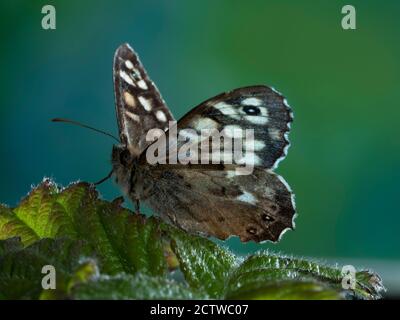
[112,43,296,243]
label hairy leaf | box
[167,225,238,298]
[0,180,385,300]
[225,251,384,300]
[0,179,167,276]
[71,273,205,300]
[0,238,96,299]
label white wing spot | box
[156,110,167,122]
[137,80,148,90]
[123,91,136,107]
[193,117,218,130]
[246,139,265,151]
[124,60,134,70]
[236,191,257,205]
[242,97,262,106]
[244,116,268,125]
[120,71,134,86]
[236,152,262,166]
[269,128,281,140]
[214,102,240,120]
[125,111,140,122]
[138,96,152,111]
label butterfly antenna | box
[51,118,120,143]
[93,170,114,185]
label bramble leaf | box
[225,252,384,300]
[0,179,167,276]
[0,179,385,300]
[71,273,206,300]
[0,237,96,299]
[167,225,238,298]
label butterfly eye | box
[242,105,261,115]
[119,149,131,166]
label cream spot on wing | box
[125,111,140,122]
[236,191,257,205]
[214,101,231,109]
[120,70,134,86]
[244,116,268,125]
[214,102,240,120]
[123,91,136,107]
[156,110,167,122]
[236,152,262,166]
[245,139,265,151]
[137,80,148,90]
[193,117,218,130]
[269,128,281,140]
[124,60,134,70]
[138,96,152,111]
[242,97,262,106]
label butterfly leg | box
[134,199,141,214]
[112,196,124,207]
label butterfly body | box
[112,145,153,203]
[112,43,296,243]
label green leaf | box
[71,273,205,300]
[0,179,385,300]
[0,237,96,299]
[227,279,342,300]
[0,205,39,246]
[225,251,384,300]
[167,225,237,298]
[0,179,167,276]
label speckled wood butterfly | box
[112,43,296,243]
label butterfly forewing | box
[148,86,292,169]
[113,43,174,155]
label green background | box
[0,1,399,291]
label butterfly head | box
[111,144,137,193]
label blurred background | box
[0,0,399,297]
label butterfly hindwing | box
[113,43,174,156]
[144,167,295,242]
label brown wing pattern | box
[113,43,174,156]
[144,167,295,242]
[144,86,292,169]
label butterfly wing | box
[146,85,292,168]
[145,167,295,242]
[113,43,174,156]
[141,85,295,242]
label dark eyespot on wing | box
[159,85,293,169]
